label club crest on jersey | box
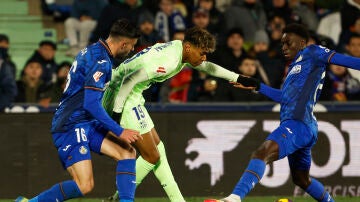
[288,65,301,76]
[79,146,88,155]
[156,67,166,73]
[93,71,104,82]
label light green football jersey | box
[102,40,186,114]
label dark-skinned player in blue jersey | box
[213,23,360,202]
[15,19,142,202]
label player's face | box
[184,43,208,67]
[115,38,138,59]
[281,33,305,61]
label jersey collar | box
[99,39,113,58]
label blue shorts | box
[52,121,106,169]
[266,120,317,170]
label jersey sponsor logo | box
[156,67,166,73]
[93,71,104,82]
[79,146,88,155]
[288,65,301,76]
[97,60,107,64]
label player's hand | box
[119,129,142,144]
[230,81,256,90]
[235,74,260,90]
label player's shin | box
[116,159,136,202]
[31,180,83,202]
[305,178,334,202]
[153,141,185,202]
[231,159,266,200]
[136,155,156,185]
[109,147,155,201]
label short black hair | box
[39,40,57,50]
[283,23,310,42]
[0,34,9,43]
[109,18,141,39]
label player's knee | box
[292,176,311,189]
[142,152,160,164]
[127,147,136,158]
[251,143,278,164]
[76,179,94,195]
[251,150,266,161]
[113,146,137,160]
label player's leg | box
[121,101,158,186]
[134,129,160,184]
[16,160,90,202]
[221,120,310,202]
[289,149,334,202]
[134,128,185,202]
[120,98,184,201]
[91,125,137,202]
[16,123,102,202]
[18,145,94,201]
[107,129,157,201]
[219,140,277,202]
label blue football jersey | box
[51,41,113,133]
[280,45,335,132]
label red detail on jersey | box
[93,71,104,82]
[156,67,166,73]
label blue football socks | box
[232,159,266,199]
[30,180,82,202]
[116,159,136,202]
[306,178,334,202]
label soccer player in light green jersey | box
[102,26,250,202]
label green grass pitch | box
[1,196,359,202]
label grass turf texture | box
[1,197,358,202]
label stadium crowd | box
[2,0,360,112]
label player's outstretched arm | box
[231,77,282,103]
[258,83,282,103]
[194,61,239,82]
[330,53,360,71]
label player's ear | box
[300,39,306,49]
[184,42,191,52]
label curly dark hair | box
[283,23,310,42]
[184,26,216,53]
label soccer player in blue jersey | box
[215,23,360,202]
[15,19,142,202]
